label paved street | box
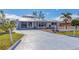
[15,30,79,50]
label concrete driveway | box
[15,30,79,50]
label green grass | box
[0,29,4,32]
[0,32,23,50]
[57,31,79,36]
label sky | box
[2,9,79,20]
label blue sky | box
[2,9,79,19]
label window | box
[39,22,46,27]
[51,22,54,25]
[21,22,27,28]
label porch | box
[17,21,57,30]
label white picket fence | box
[58,26,79,32]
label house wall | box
[57,22,79,31]
[16,21,57,30]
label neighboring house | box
[58,18,71,29]
[58,18,79,31]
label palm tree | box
[33,11,37,17]
[39,11,45,19]
[60,12,72,29]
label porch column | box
[27,22,29,29]
[56,22,59,31]
[35,21,38,29]
[19,22,22,29]
[35,22,37,28]
[32,22,34,28]
[46,22,50,28]
[37,22,39,29]
[33,22,36,29]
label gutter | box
[8,40,21,50]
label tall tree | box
[39,11,45,19]
[33,11,37,17]
[61,12,72,29]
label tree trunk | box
[9,28,13,45]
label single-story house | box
[16,15,58,30]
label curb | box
[8,40,21,50]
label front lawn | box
[0,29,4,32]
[0,32,23,50]
[57,31,79,36]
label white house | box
[16,15,58,30]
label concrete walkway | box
[15,30,79,50]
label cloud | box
[71,15,79,19]
[54,15,63,21]
[5,14,21,19]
